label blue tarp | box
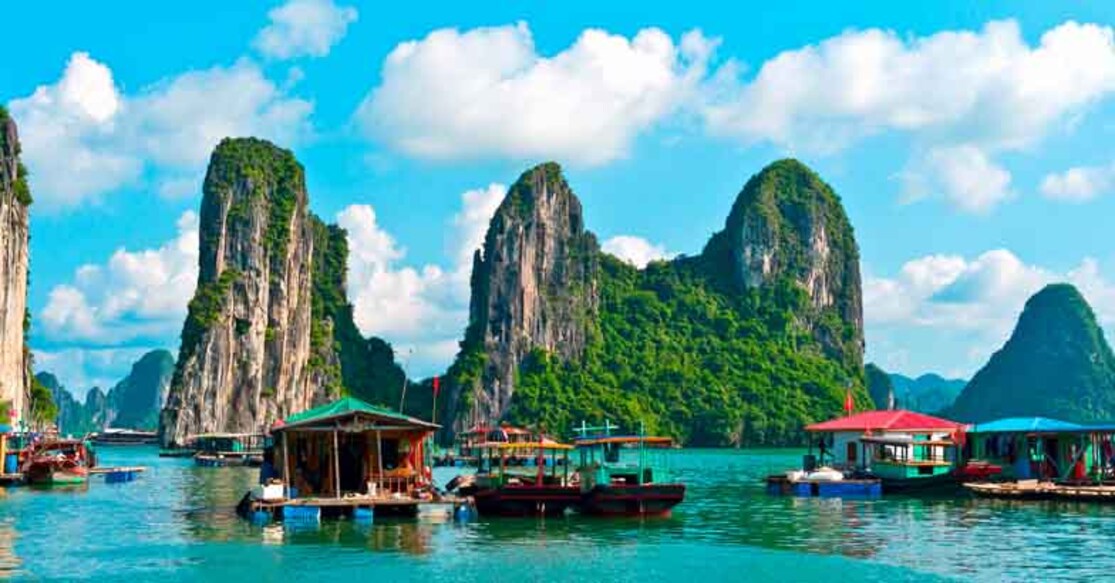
[0,424,10,434]
[970,417,1086,434]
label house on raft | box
[806,410,965,491]
[965,417,1115,482]
[245,396,441,520]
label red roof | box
[806,410,962,432]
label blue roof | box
[970,417,1086,434]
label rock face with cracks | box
[0,107,31,426]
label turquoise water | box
[2,448,1112,582]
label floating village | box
[9,388,1115,525]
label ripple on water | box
[3,447,1114,581]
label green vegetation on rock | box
[947,283,1115,423]
[866,363,894,410]
[178,269,239,364]
[504,254,867,445]
[0,106,31,206]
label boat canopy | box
[859,435,956,447]
[473,440,573,451]
[806,410,962,433]
[575,436,674,447]
[969,417,1086,434]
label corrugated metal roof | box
[969,417,1086,434]
[279,396,439,430]
[806,410,962,432]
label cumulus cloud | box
[356,23,716,165]
[8,53,312,209]
[702,20,1115,151]
[702,20,1115,212]
[899,145,1013,213]
[1040,161,1115,201]
[865,249,1115,376]
[254,0,358,60]
[602,235,673,267]
[340,184,505,375]
[40,212,199,344]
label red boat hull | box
[472,485,583,517]
[579,484,685,516]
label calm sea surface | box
[1,447,1111,582]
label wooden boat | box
[23,439,96,485]
[571,422,685,516]
[451,440,580,517]
[192,433,268,467]
[92,429,158,446]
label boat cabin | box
[473,440,573,488]
[572,422,676,489]
[271,396,439,500]
[966,417,1115,482]
[806,410,963,481]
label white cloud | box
[254,0,358,60]
[339,184,504,376]
[865,249,1115,376]
[40,212,199,344]
[702,20,1115,152]
[356,23,716,165]
[702,20,1115,213]
[1040,161,1115,201]
[9,53,312,210]
[602,235,673,267]
[899,145,1013,213]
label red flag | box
[432,376,440,399]
[843,390,854,415]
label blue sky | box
[2,0,1114,395]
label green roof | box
[280,396,439,430]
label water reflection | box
[0,513,20,578]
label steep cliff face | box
[40,373,85,435]
[443,158,868,445]
[947,284,1115,423]
[447,162,599,429]
[702,159,863,368]
[160,138,322,446]
[0,107,31,425]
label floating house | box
[193,433,270,467]
[805,410,964,492]
[966,417,1115,482]
[244,396,441,520]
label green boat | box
[572,421,685,516]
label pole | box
[282,432,291,498]
[398,349,413,414]
[333,429,341,499]
[376,429,384,496]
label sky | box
[2,0,1115,396]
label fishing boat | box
[22,439,96,486]
[571,422,685,516]
[450,439,579,517]
[193,433,269,467]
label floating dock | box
[766,475,882,498]
[246,495,466,521]
[965,480,1115,502]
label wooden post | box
[282,432,291,498]
[333,429,341,499]
[376,429,384,496]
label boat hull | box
[25,465,87,486]
[879,472,962,495]
[579,484,685,516]
[472,485,582,517]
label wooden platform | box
[965,480,1115,502]
[248,494,466,520]
[89,466,146,475]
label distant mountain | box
[38,349,176,434]
[865,363,894,409]
[890,373,966,414]
[946,283,1115,423]
[110,349,174,430]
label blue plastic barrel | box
[4,454,17,474]
[282,505,320,522]
[353,507,374,522]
